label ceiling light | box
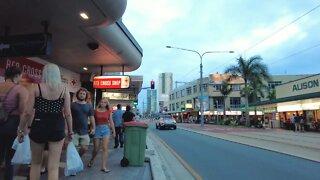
[83,67,88,71]
[80,12,89,20]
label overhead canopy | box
[0,0,143,74]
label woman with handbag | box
[0,66,28,180]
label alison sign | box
[292,79,319,92]
[276,75,320,99]
[93,76,130,89]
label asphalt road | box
[151,124,320,180]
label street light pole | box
[166,45,233,127]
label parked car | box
[155,114,177,130]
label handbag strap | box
[3,85,17,115]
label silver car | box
[155,114,177,130]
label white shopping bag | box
[11,135,31,165]
[64,142,84,176]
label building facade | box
[168,73,313,123]
[158,72,173,112]
[147,89,158,115]
[252,74,320,129]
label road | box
[151,124,320,180]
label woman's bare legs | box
[101,136,109,171]
[47,139,64,180]
[29,140,45,180]
[88,138,100,165]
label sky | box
[122,0,320,111]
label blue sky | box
[122,0,320,111]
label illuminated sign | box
[93,76,130,89]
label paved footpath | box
[178,123,320,162]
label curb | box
[145,134,168,180]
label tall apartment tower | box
[158,72,173,112]
[146,89,158,115]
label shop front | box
[251,74,320,131]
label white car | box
[155,114,177,130]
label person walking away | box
[17,63,73,180]
[112,104,124,148]
[87,98,115,173]
[71,88,95,157]
[0,66,28,180]
[294,114,301,132]
[290,113,296,131]
[122,105,135,123]
[299,115,305,132]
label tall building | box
[147,89,158,115]
[158,72,173,112]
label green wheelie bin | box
[123,121,148,166]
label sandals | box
[100,168,111,173]
[87,160,94,168]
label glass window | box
[231,84,240,91]
[268,81,282,89]
[186,87,192,95]
[186,99,192,104]
[176,102,180,109]
[230,97,241,108]
[193,85,197,93]
[203,84,208,92]
[176,91,180,98]
[181,89,185,97]
[213,84,222,91]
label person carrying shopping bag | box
[17,63,73,180]
[0,66,28,180]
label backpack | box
[0,85,16,124]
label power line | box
[242,3,320,54]
[268,42,320,65]
[214,3,320,72]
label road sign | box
[93,76,130,89]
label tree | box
[225,55,270,127]
[267,88,276,100]
[219,81,233,122]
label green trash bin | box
[123,121,148,166]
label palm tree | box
[225,55,270,127]
[247,76,268,103]
[220,81,232,122]
[267,88,276,100]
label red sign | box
[0,57,44,83]
[93,76,130,89]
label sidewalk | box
[178,123,320,162]
[3,128,192,180]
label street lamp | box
[166,45,234,127]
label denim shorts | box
[94,125,110,139]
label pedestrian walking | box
[112,104,124,148]
[122,105,135,122]
[71,88,96,157]
[17,63,73,180]
[87,98,115,173]
[0,66,28,180]
[290,113,296,131]
[299,115,305,132]
[294,114,301,132]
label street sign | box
[93,76,130,89]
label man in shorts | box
[71,88,95,157]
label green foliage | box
[230,120,238,127]
[225,55,271,127]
